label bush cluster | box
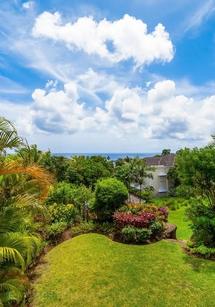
[48,203,78,224]
[113,211,155,228]
[93,178,128,221]
[71,221,96,236]
[113,205,167,243]
[46,222,68,243]
[187,201,215,248]
[188,244,215,259]
[121,226,151,243]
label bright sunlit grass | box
[169,207,192,240]
[33,233,215,307]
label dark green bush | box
[175,185,195,198]
[46,222,67,242]
[140,187,154,202]
[149,221,163,236]
[71,221,96,236]
[121,226,151,243]
[187,201,215,247]
[46,182,74,205]
[93,178,128,221]
[94,222,115,234]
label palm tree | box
[0,117,53,305]
[131,158,153,202]
[0,117,23,156]
[0,207,41,305]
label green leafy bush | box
[48,203,78,224]
[46,222,67,242]
[95,222,115,234]
[140,187,154,202]
[71,221,96,236]
[187,201,215,248]
[46,182,74,205]
[119,203,145,214]
[121,226,151,243]
[93,178,128,221]
[189,244,215,259]
[129,186,154,203]
[175,185,195,198]
[149,221,163,236]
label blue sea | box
[54,153,157,161]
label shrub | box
[46,182,75,205]
[93,178,128,221]
[119,203,145,214]
[48,203,78,224]
[149,221,163,236]
[46,222,67,242]
[114,205,168,227]
[46,182,94,207]
[113,211,156,228]
[71,221,96,236]
[129,186,154,203]
[189,244,215,259]
[175,185,195,198]
[140,187,154,202]
[121,226,151,243]
[187,201,215,248]
[95,222,115,234]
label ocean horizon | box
[53,152,158,160]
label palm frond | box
[0,117,23,153]
[0,247,25,270]
[0,160,54,200]
[0,232,41,268]
[0,207,23,233]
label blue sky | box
[0,0,215,152]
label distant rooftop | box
[145,153,175,167]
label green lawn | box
[169,207,192,240]
[33,233,215,307]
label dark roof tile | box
[145,153,175,166]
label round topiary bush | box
[93,178,128,221]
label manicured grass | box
[169,207,192,240]
[33,234,215,307]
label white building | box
[144,154,176,195]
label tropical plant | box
[93,178,128,221]
[66,156,113,187]
[176,146,215,205]
[0,208,41,305]
[0,117,53,305]
[0,117,23,156]
[131,158,153,197]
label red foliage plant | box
[113,211,156,228]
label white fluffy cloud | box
[13,71,213,142]
[32,12,174,67]
[22,1,35,10]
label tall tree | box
[176,147,215,205]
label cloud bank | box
[33,12,174,67]
[9,70,214,142]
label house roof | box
[144,153,175,167]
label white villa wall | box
[144,165,171,195]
